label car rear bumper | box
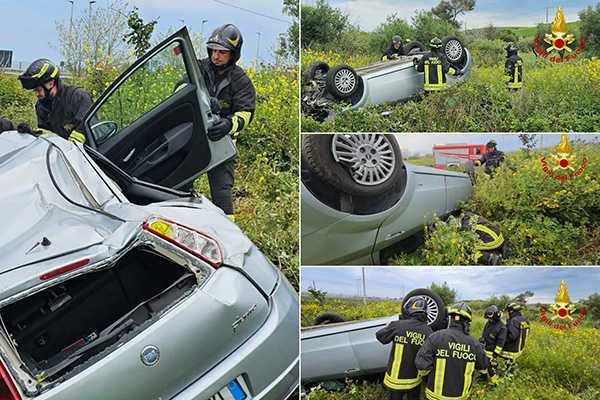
[172,271,299,400]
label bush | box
[301,0,350,50]
[580,3,600,57]
[411,11,460,45]
[369,14,415,55]
[0,73,36,126]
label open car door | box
[83,27,236,189]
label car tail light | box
[0,360,21,400]
[143,217,223,267]
[39,259,90,281]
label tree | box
[429,281,457,305]
[580,3,600,57]
[301,0,350,49]
[514,291,534,304]
[307,287,328,306]
[431,0,476,28]
[275,0,299,63]
[411,11,458,45]
[55,0,130,77]
[582,293,600,321]
[369,14,415,54]
[123,7,158,58]
[518,134,537,154]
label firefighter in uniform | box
[459,212,506,265]
[415,303,488,400]
[17,59,92,143]
[199,24,256,219]
[382,35,405,61]
[376,297,434,400]
[479,305,507,382]
[474,140,505,175]
[502,303,530,373]
[415,37,459,92]
[504,43,523,90]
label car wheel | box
[314,312,346,325]
[304,60,330,83]
[404,41,426,54]
[302,134,405,196]
[325,64,359,99]
[441,36,467,69]
[401,288,447,331]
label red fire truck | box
[433,143,487,169]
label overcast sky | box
[301,267,600,303]
[304,0,597,32]
[0,0,293,68]
[390,133,598,157]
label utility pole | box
[256,31,262,65]
[68,0,75,36]
[201,19,208,38]
[361,267,367,305]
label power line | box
[210,0,292,25]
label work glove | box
[209,97,221,115]
[0,117,15,133]
[207,117,232,141]
[68,130,86,144]
[17,123,39,136]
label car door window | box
[89,42,188,145]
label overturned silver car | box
[0,27,298,400]
[302,37,472,121]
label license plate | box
[210,377,250,400]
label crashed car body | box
[0,27,298,400]
[302,37,472,120]
[301,289,447,387]
[301,134,473,265]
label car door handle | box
[386,231,405,239]
[123,148,136,163]
[344,368,360,374]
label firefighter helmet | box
[484,305,502,320]
[448,303,473,322]
[206,24,243,63]
[429,37,443,49]
[505,303,524,312]
[18,59,60,90]
[404,297,428,317]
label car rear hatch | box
[0,231,270,399]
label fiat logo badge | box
[141,345,160,367]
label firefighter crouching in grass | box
[376,298,434,400]
[415,303,488,400]
[459,212,507,265]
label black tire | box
[325,64,359,99]
[401,289,447,331]
[314,312,346,325]
[441,36,467,70]
[302,134,406,197]
[404,41,426,54]
[304,60,329,83]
